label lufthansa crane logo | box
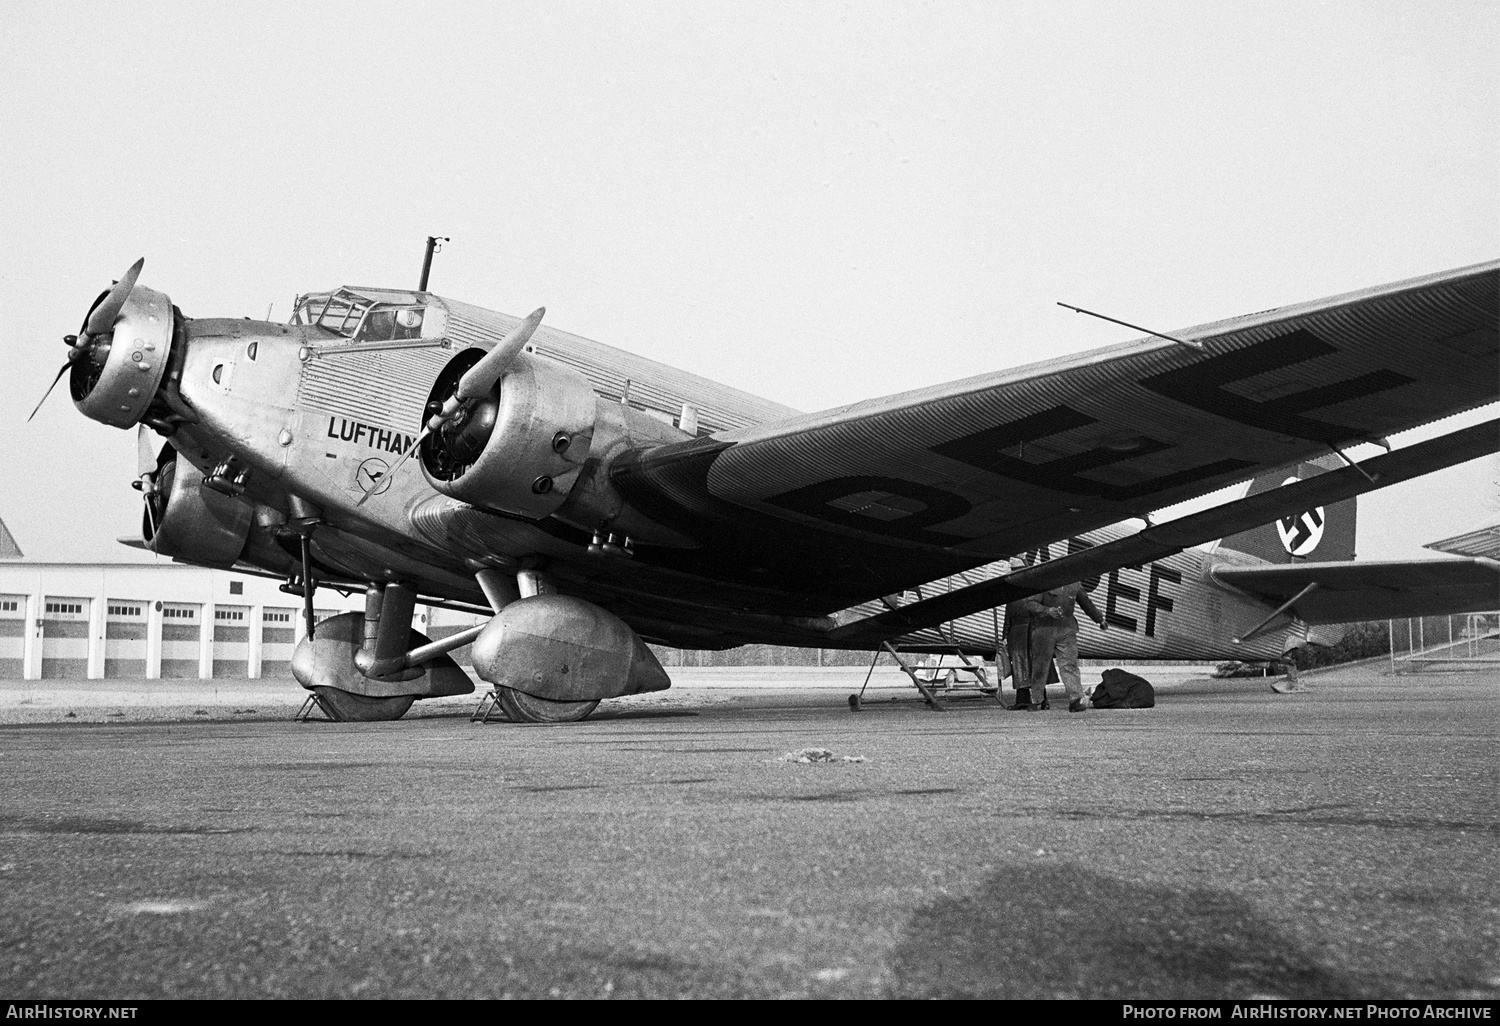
[1275,478,1325,555]
[356,457,392,496]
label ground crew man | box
[1020,582,1107,712]
[1003,554,1038,710]
[1004,598,1036,710]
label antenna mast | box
[419,235,450,292]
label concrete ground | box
[0,663,1495,999]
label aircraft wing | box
[707,260,1497,556]
[1213,558,1500,623]
[615,260,1498,586]
[819,420,1496,642]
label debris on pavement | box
[779,747,867,764]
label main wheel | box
[311,686,415,722]
[494,687,599,723]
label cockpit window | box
[292,289,370,336]
[353,306,425,342]
[292,288,431,342]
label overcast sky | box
[2,0,1495,564]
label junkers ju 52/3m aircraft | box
[40,255,1499,721]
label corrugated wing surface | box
[705,261,1500,560]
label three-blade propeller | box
[357,307,545,506]
[30,258,146,422]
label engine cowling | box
[71,284,175,429]
[143,450,253,568]
[419,349,596,518]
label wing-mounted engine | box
[419,347,597,518]
[143,448,253,568]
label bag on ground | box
[1090,668,1155,709]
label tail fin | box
[1215,455,1357,564]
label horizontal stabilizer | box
[1425,523,1500,561]
[827,419,1498,642]
[1214,558,1500,623]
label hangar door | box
[212,605,250,677]
[41,597,90,679]
[260,607,297,678]
[0,595,24,679]
[104,600,148,678]
[160,602,201,679]
[259,607,341,680]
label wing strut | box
[1233,583,1320,645]
[1328,445,1378,483]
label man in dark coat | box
[1004,598,1035,711]
[1020,582,1107,712]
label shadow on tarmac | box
[886,864,1373,999]
[399,704,704,723]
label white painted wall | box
[0,562,371,680]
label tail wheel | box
[311,686,415,722]
[495,688,599,723]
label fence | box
[1388,611,1500,673]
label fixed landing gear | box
[493,687,599,723]
[291,606,474,723]
[310,686,416,722]
[295,567,667,727]
[468,585,669,721]
[471,687,599,723]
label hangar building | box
[0,517,480,681]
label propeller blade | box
[136,424,159,477]
[355,426,430,507]
[456,307,545,401]
[84,258,145,337]
[143,486,159,544]
[28,361,72,422]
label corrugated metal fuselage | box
[164,289,1302,659]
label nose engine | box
[33,259,179,432]
[71,280,176,429]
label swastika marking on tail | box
[1275,478,1326,555]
